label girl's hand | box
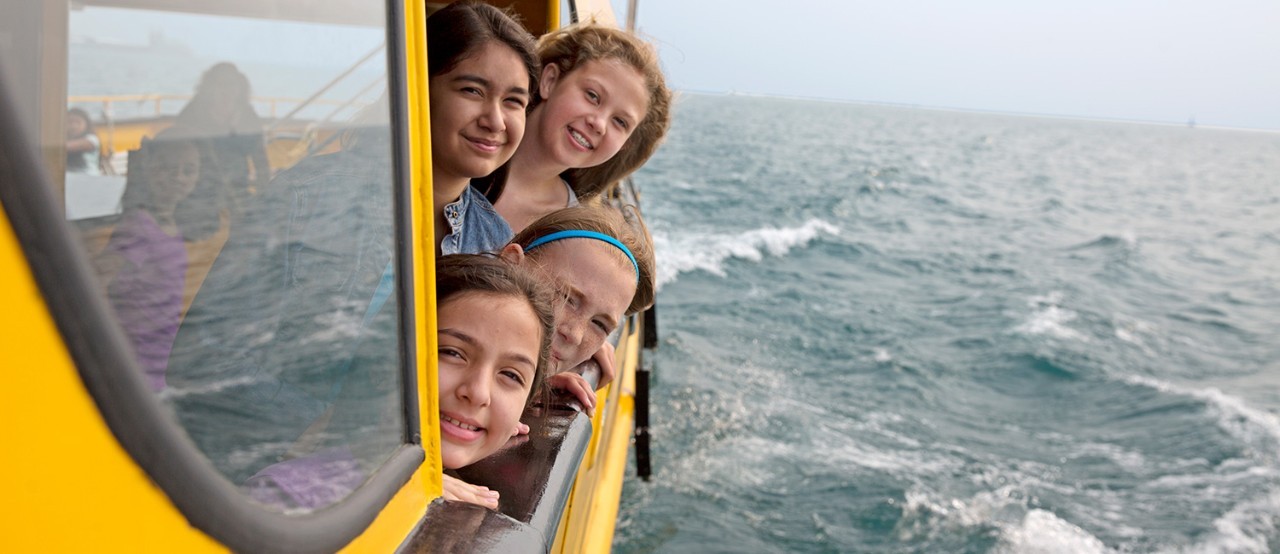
[591,341,617,390]
[443,474,499,510]
[549,372,596,412]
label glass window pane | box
[65,1,403,513]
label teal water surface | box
[616,94,1280,553]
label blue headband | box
[524,230,640,281]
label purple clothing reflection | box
[104,210,187,391]
[245,447,366,511]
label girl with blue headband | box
[497,205,655,411]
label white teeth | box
[569,129,592,150]
[443,415,479,431]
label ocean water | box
[616,94,1280,553]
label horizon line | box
[675,88,1280,134]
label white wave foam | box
[1068,441,1148,472]
[1175,490,1280,554]
[158,374,259,399]
[898,487,1110,554]
[1014,291,1088,341]
[1123,375,1280,452]
[1123,376,1280,553]
[874,348,893,363]
[997,509,1110,554]
[653,219,839,288]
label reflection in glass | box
[95,134,205,391]
[65,107,103,175]
[66,4,403,513]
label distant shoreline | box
[679,89,1280,134]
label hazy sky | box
[613,0,1280,130]
[70,2,1280,130]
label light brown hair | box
[535,24,672,199]
[510,204,655,316]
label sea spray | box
[653,219,839,288]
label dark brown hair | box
[65,108,96,172]
[427,0,539,88]
[436,253,555,406]
[510,204,655,316]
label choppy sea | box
[616,93,1280,553]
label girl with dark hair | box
[435,254,555,508]
[65,108,102,175]
[426,0,540,255]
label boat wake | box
[652,219,839,289]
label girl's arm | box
[67,134,98,153]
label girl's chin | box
[440,450,473,470]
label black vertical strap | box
[634,354,651,481]
[642,304,658,349]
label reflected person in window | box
[65,108,102,175]
[95,134,205,392]
[170,62,270,206]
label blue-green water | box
[616,94,1280,553]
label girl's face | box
[526,240,635,371]
[67,113,88,139]
[145,143,201,213]
[429,40,530,184]
[437,291,541,469]
[531,58,648,171]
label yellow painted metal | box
[404,0,445,501]
[0,209,224,552]
[553,318,641,553]
[547,0,561,29]
[337,472,431,552]
[94,118,173,158]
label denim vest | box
[440,185,513,255]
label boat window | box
[62,3,405,513]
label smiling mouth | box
[568,128,594,150]
[442,414,481,432]
[466,136,503,153]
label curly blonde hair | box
[535,24,672,199]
